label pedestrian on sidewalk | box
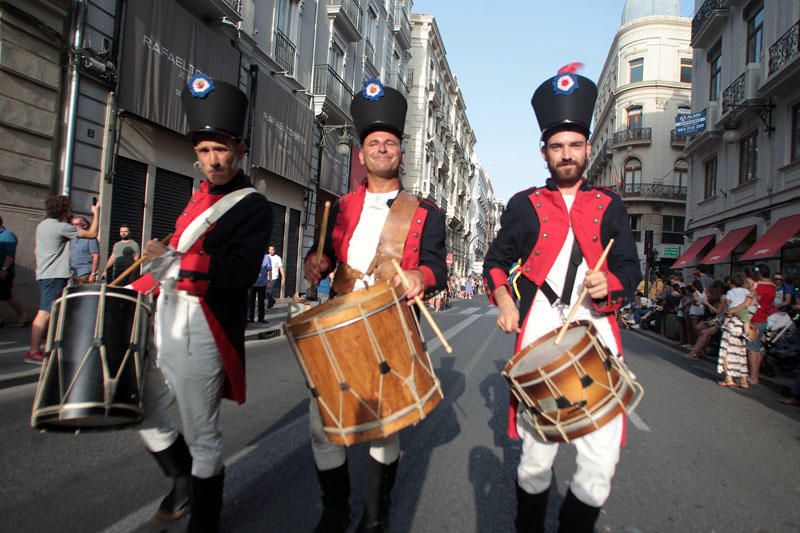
[303,79,447,532]
[69,216,100,285]
[248,249,271,323]
[127,74,272,531]
[0,216,27,328]
[483,64,641,532]
[101,225,140,285]
[26,197,100,364]
[265,245,284,307]
[717,274,752,388]
[747,264,775,385]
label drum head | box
[510,324,589,377]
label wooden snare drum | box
[285,282,443,446]
[503,320,643,443]
[31,284,151,431]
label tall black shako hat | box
[531,62,597,142]
[181,73,248,143]
[350,79,407,143]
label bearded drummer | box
[127,74,272,531]
[483,64,641,531]
[303,78,447,532]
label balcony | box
[393,6,412,49]
[274,29,296,77]
[387,70,409,93]
[761,20,800,96]
[611,127,652,149]
[721,63,764,120]
[611,183,687,201]
[192,0,242,21]
[327,0,363,42]
[670,129,687,149]
[313,65,354,118]
[440,196,448,213]
[691,0,729,48]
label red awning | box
[700,225,756,265]
[739,214,800,261]
[672,234,715,268]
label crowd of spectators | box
[427,274,483,311]
[620,266,800,395]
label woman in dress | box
[717,274,753,389]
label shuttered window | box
[108,156,146,255]
[152,167,193,240]
[285,208,300,296]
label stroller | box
[761,311,800,376]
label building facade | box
[588,0,692,273]
[404,12,476,276]
[466,157,494,274]
[681,0,800,280]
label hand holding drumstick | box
[391,259,452,354]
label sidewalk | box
[627,326,797,395]
[0,300,292,391]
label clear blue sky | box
[412,0,695,202]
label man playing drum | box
[483,64,641,532]
[304,78,447,532]
[128,74,272,531]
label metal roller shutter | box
[152,167,194,241]
[285,208,300,296]
[108,156,146,256]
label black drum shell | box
[32,284,150,431]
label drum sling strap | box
[538,239,583,306]
[332,191,419,295]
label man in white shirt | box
[266,245,284,307]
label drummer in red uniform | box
[130,74,272,531]
[303,78,447,532]
[483,64,641,532]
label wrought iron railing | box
[387,70,408,93]
[328,0,363,33]
[670,129,687,146]
[610,183,687,200]
[222,0,242,14]
[692,0,729,42]
[768,20,800,76]
[612,127,652,146]
[393,5,412,45]
[274,29,296,77]
[313,65,354,112]
[722,71,745,113]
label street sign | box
[662,246,681,258]
[675,110,706,136]
[446,253,453,266]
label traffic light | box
[644,230,654,262]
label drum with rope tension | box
[285,282,443,446]
[503,320,643,443]
[31,284,151,431]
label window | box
[680,58,692,83]
[662,216,685,245]
[739,130,758,184]
[624,157,642,189]
[627,106,642,130]
[629,58,644,83]
[746,4,764,64]
[276,0,294,36]
[366,7,377,45]
[708,42,722,101]
[673,159,688,188]
[792,103,800,162]
[704,156,717,199]
[630,214,642,243]
[329,42,345,76]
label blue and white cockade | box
[552,72,579,96]
[188,73,216,99]
[362,78,385,101]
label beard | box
[547,157,588,186]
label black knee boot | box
[187,468,225,533]
[149,434,192,525]
[557,489,601,533]
[314,461,351,533]
[515,483,549,533]
[356,456,398,533]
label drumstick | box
[554,239,615,345]
[390,259,453,354]
[109,233,173,287]
[315,201,331,271]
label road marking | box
[628,411,651,432]
[100,414,309,533]
[458,307,480,315]
[426,315,481,353]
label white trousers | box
[309,401,400,470]
[138,290,225,479]
[516,406,623,508]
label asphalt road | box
[1,297,799,532]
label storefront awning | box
[672,234,715,268]
[739,214,800,261]
[700,225,756,265]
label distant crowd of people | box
[427,274,483,311]
[620,266,800,397]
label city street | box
[1,297,799,532]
